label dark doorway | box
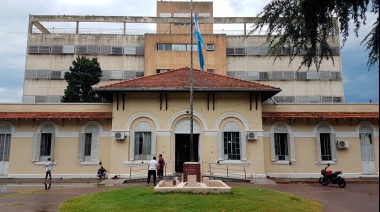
[175,134,199,172]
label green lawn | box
[59,186,322,212]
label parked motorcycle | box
[319,163,346,188]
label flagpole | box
[190,0,194,162]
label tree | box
[62,56,103,103]
[252,0,379,70]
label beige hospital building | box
[0,1,378,179]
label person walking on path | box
[147,156,158,186]
[45,158,53,180]
[157,154,166,182]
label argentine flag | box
[193,14,205,72]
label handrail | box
[208,162,250,180]
[125,163,168,179]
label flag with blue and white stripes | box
[193,14,205,72]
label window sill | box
[79,161,99,166]
[33,162,57,166]
[272,161,292,165]
[217,160,250,166]
[315,161,337,166]
[124,160,149,166]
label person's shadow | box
[44,183,51,190]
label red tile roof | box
[94,67,281,101]
[262,112,379,119]
[0,112,112,119]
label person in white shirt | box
[45,158,53,180]
[147,156,158,186]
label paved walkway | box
[0,179,378,212]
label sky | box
[0,0,378,103]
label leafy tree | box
[252,0,379,70]
[62,56,103,102]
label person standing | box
[157,154,166,182]
[147,156,158,186]
[45,158,53,180]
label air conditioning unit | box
[337,141,349,149]
[114,132,126,140]
[247,132,258,140]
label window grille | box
[100,45,112,54]
[51,45,63,54]
[259,72,269,80]
[112,46,123,55]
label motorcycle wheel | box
[320,177,329,186]
[318,177,322,184]
[338,178,346,188]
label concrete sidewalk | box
[0,178,378,212]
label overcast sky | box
[0,0,378,103]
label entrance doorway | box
[175,134,199,172]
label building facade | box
[0,0,377,179]
[24,1,343,104]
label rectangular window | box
[159,13,171,17]
[274,133,288,160]
[76,45,88,54]
[40,133,52,157]
[206,44,214,51]
[28,46,39,54]
[84,133,92,161]
[320,133,332,161]
[110,71,123,79]
[223,132,240,160]
[235,48,246,55]
[134,132,152,160]
[123,71,135,80]
[331,72,341,80]
[186,44,198,52]
[62,45,75,54]
[47,96,61,103]
[39,46,50,54]
[283,71,295,80]
[307,71,319,80]
[50,71,63,80]
[51,45,63,54]
[259,72,269,80]
[206,69,214,73]
[172,44,187,51]
[136,46,144,55]
[296,72,307,80]
[124,46,136,55]
[100,45,112,54]
[0,134,11,162]
[112,46,123,54]
[35,96,47,103]
[157,44,171,51]
[84,133,92,156]
[235,71,247,80]
[271,71,283,80]
[87,45,99,54]
[247,72,259,80]
[156,69,169,74]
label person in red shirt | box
[157,154,166,182]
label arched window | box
[316,125,337,163]
[78,124,100,163]
[0,125,12,163]
[130,121,155,161]
[220,121,245,160]
[270,122,295,164]
[32,124,55,162]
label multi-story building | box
[24,0,343,104]
[0,0,377,179]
